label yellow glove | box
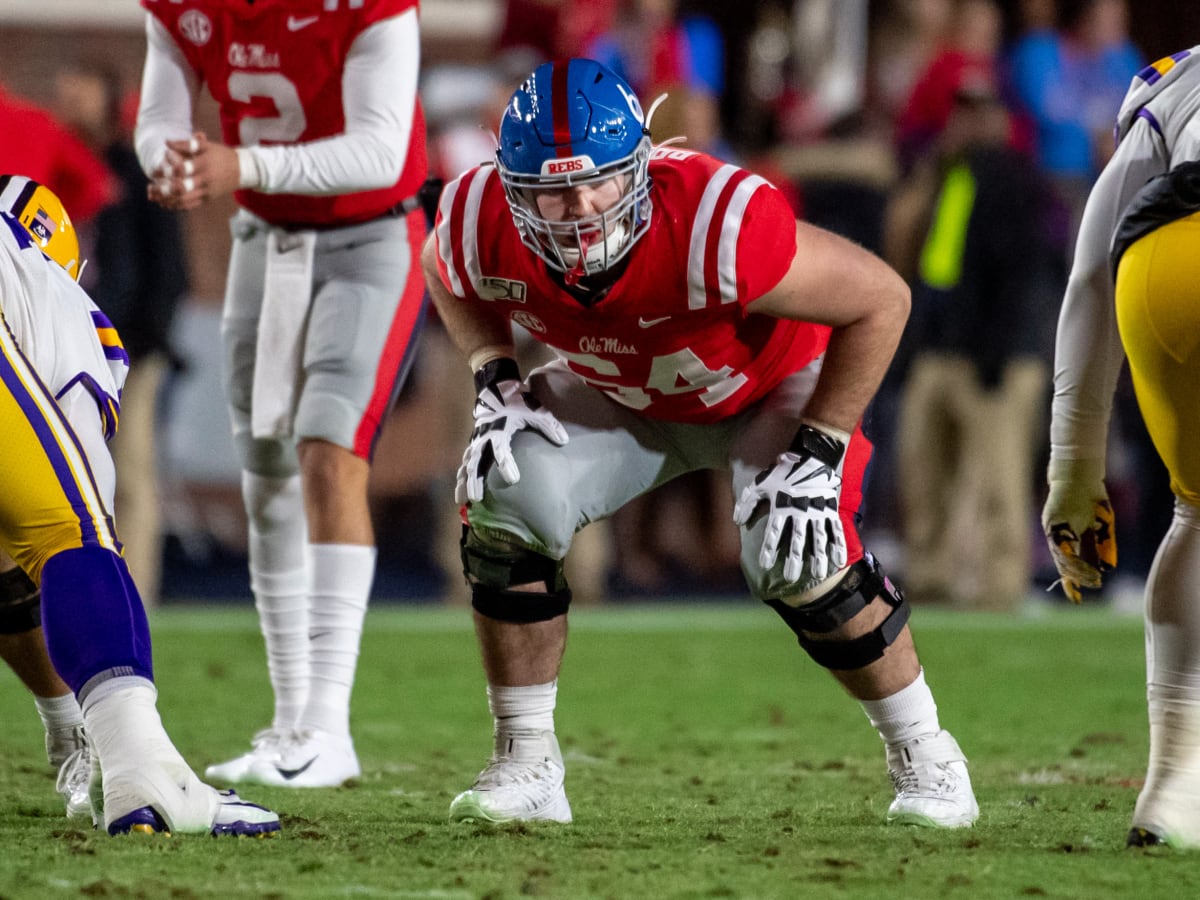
[1041,458,1117,602]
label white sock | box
[298,543,375,737]
[860,668,941,746]
[36,692,84,765]
[1136,501,1200,840]
[488,680,558,734]
[244,472,310,732]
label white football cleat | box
[885,730,979,828]
[449,729,572,824]
[244,728,360,788]
[204,728,291,783]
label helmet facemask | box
[498,135,652,283]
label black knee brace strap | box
[766,554,910,671]
[0,567,41,634]
[461,527,571,624]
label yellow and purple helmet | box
[0,174,82,281]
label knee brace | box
[0,567,41,634]
[766,553,910,671]
[461,527,572,623]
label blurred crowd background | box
[1,0,1194,610]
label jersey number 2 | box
[228,72,308,145]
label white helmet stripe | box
[717,174,767,304]
[687,164,738,309]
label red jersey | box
[142,0,426,227]
[435,148,829,424]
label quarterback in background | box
[135,0,428,787]
[425,58,979,827]
[0,174,278,836]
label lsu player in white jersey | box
[0,174,279,836]
[426,59,978,829]
[0,173,122,821]
[1044,48,1200,848]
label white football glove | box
[733,423,848,586]
[1041,457,1117,602]
[456,361,569,505]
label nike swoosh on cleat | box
[637,315,671,328]
[287,15,319,31]
[275,756,318,780]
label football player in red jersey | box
[424,58,980,827]
[135,0,428,788]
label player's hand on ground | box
[456,375,568,505]
[733,424,847,585]
[1041,458,1117,602]
[148,132,239,211]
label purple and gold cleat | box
[107,790,279,837]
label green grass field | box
[1,601,1196,900]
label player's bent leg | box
[450,528,572,824]
[766,554,979,828]
[0,563,95,818]
[40,547,279,836]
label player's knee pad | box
[0,567,41,634]
[461,526,571,624]
[765,553,910,671]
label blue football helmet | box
[496,58,653,278]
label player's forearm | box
[422,240,514,370]
[1047,147,1144,462]
[134,15,199,176]
[803,308,904,434]
[236,132,408,195]
[1049,266,1124,462]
